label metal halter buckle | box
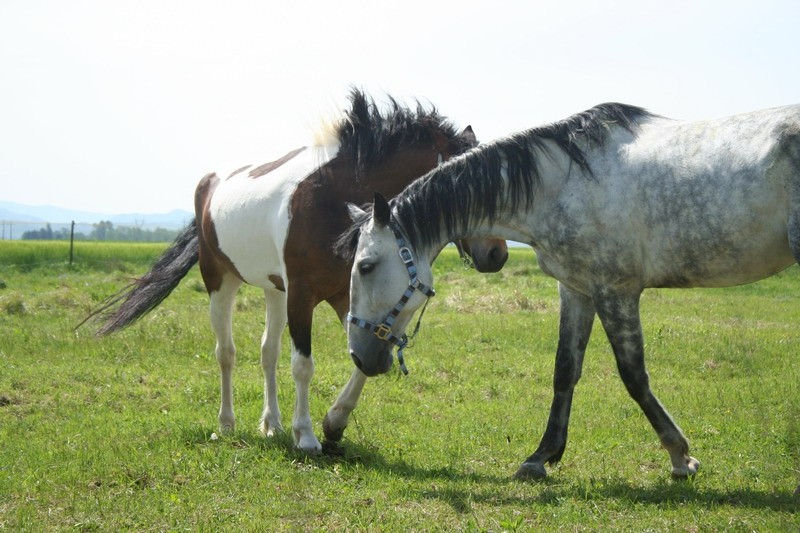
[398,246,414,265]
[373,323,392,340]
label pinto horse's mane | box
[336,102,654,259]
[327,88,473,180]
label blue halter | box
[346,222,435,375]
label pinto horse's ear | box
[459,125,477,144]
[346,202,365,222]
[372,192,391,227]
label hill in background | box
[0,201,193,240]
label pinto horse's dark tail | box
[77,219,200,336]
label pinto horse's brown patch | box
[249,147,308,179]
[227,165,252,180]
[194,172,245,293]
[268,275,286,292]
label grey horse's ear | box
[373,192,391,227]
[346,202,365,222]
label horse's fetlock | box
[259,417,283,437]
[660,434,689,455]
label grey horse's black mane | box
[336,102,653,259]
[336,88,474,179]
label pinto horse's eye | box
[358,261,375,275]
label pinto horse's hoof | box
[293,427,323,455]
[513,462,547,481]
[322,413,346,442]
[259,419,284,438]
[321,439,345,457]
[671,456,700,480]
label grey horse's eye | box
[358,261,375,275]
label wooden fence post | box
[69,221,75,265]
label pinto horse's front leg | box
[516,284,595,480]
[287,288,323,454]
[322,291,367,444]
[594,288,699,479]
[322,368,367,443]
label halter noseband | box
[346,222,435,375]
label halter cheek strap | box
[346,222,435,375]
[454,240,476,270]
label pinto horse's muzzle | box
[347,222,435,376]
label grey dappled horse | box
[339,102,800,488]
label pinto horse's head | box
[455,238,509,272]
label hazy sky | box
[1,0,798,215]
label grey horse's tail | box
[78,219,200,335]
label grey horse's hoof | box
[513,462,547,481]
[671,456,700,480]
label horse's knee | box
[615,356,651,399]
[291,351,314,383]
[260,338,280,373]
[553,355,582,392]
[215,343,235,368]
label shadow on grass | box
[177,423,504,482]
[177,425,798,513]
[423,478,799,515]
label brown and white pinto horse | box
[86,89,508,452]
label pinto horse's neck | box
[323,148,447,210]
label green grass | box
[0,241,797,531]
[0,240,167,273]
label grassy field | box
[0,240,798,531]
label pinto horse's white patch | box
[208,144,340,289]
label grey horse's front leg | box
[515,284,596,480]
[593,288,699,478]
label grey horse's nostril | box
[350,351,363,370]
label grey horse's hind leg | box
[787,214,800,498]
[594,288,699,478]
[515,284,595,480]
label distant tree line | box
[22,221,180,242]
